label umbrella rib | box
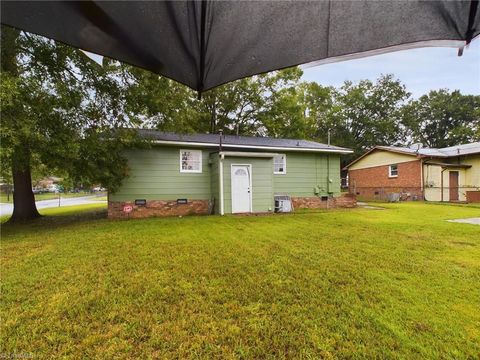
[466,0,479,45]
[459,0,478,56]
[197,0,207,99]
[326,0,331,57]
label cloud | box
[301,40,480,98]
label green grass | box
[1,203,479,358]
[0,192,105,203]
[0,203,107,225]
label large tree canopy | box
[0,27,141,221]
[401,90,480,148]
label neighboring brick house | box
[344,143,480,202]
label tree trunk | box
[1,27,39,222]
[9,147,40,222]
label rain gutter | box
[152,140,352,154]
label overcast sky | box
[301,40,480,98]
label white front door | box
[231,165,252,213]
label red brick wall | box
[348,160,423,201]
[108,199,210,219]
[292,194,357,209]
[466,191,480,203]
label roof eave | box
[344,146,423,170]
[151,139,353,154]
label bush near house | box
[1,203,479,358]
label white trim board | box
[153,140,352,154]
[220,151,278,158]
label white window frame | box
[179,149,202,173]
[273,154,287,175]
[389,164,398,178]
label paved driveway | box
[446,217,480,225]
[0,196,106,216]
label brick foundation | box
[352,187,423,201]
[108,199,210,219]
[291,194,357,210]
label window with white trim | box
[180,149,202,173]
[389,164,398,177]
[274,154,286,174]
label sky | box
[301,40,480,98]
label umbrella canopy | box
[1,1,479,92]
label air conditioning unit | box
[387,193,400,202]
[274,195,292,213]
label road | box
[0,195,107,216]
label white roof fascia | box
[152,140,353,154]
[219,151,279,158]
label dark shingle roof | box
[344,142,480,169]
[375,143,480,157]
[138,129,352,153]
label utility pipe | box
[420,159,424,200]
[326,154,330,194]
[441,167,446,202]
[219,153,224,215]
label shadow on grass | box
[1,207,107,239]
[0,206,368,240]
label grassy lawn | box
[0,192,106,203]
[1,203,479,358]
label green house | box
[108,130,353,218]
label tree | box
[325,75,411,159]
[122,65,199,133]
[197,67,304,136]
[0,27,140,222]
[260,85,308,139]
[131,66,305,136]
[402,89,480,148]
[296,82,336,142]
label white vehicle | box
[47,184,60,193]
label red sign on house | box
[123,204,133,213]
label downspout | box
[326,131,331,195]
[326,155,330,194]
[441,167,446,202]
[420,158,424,200]
[219,130,224,215]
[219,153,224,215]
[326,154,331,209]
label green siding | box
[110,147,212,202]
[112,145,343,213]
[222,157,274,214]
[273,152,341,197]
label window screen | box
[180,150,202,173]
[389,164,398,177]
[274,154,286,174]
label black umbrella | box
[1,1,479,93]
